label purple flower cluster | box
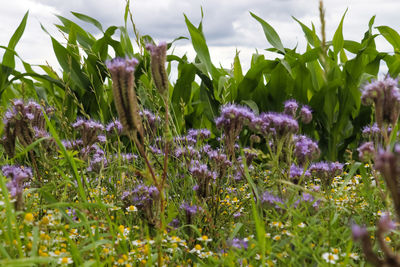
[215,104,254,157]
[106,57,144,135]
[106,120,123,135]
[1,99,53,157]
[207,150,232,169]
[289,164,310,180]
[293,192,321,209]
[187,129,211,143]
[243,148,258,166]
[62,139,84,150]
[146,42,168,94]
[190,160,217,198]
[379,213,396,233]
[189,161,216,180]
[261,190,284,209]
[374,145,400,208]
[357,141,375,162]
[106,57,138,75]
[122,183,160,225]
[72,118,105,147]
[230,238,249,250]
[87,148,107,172]
[180,202,203,216]
[174,146,200,160]
[351,223,368,241]
[140,109,161,139]
[361,123,381,139]
[283,99,299,117]
[293,135,320,165]
[282,99,312,124]
[361,77,400,127]
[2,165,32,210]
[309,161,344,187]
[122,184,159,208]
[300,105,312,124]
[251,112,299,137]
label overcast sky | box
[0,0,399,77]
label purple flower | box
[309,161,343,187]
[168,218,180,229]
[300,105,312,124]
[146,42,168,94]
[140,109,161,138]
[180,202,203,216]
[362,123,381,139]
[230,238,248,250]
[352,224,368,241]
[2,165,32,186]
[62,139,84,150]
[2,165,32,210]
[87,148,108,172]
[357,142,375,161]
[379,213,396,233]
[106,57,138,74]
[115,153,137,162]
[72,118,105,148]
[190,160,216,198]
[187,129,211,143]
[289,164,310,179]
[283,99,298,117]
[174,146,200,159]
[1,99,52,158]
[106,120,123,135]
[207,150,232,168]
[361,77,400,127]
[293,135,320,165]
[215,104,255,157]
[251,112,298,137]
[261,190,284,209]
[123,184,159,208]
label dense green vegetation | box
[1,1,400,266]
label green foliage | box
[2,7,400,160]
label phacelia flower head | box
[252,112,299,137]
[379,212,396,233]
[2,165,32,210]
[106,120,123,135]
[215,104,255,158]
[361,76,400,128]
[357,141,375,162]
[1,99,52,158]
[293,135,320,165]
[72,118,104,148]
[106,57,138,75]
[362,123,381,140]
[106,57,143,136]
[351,223,368,241]
[139,109,161,139]
[300,105,312,124]
[180,202,203,216]
[261,190,284,209]
[309,161,343,188]
[283,99,299,117]
[289,164,310,184]
[146,42,168,94]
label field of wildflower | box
[2,1,400,266]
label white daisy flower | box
[322,252,339,264]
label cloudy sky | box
[0,0,399,77]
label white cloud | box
[0,0,399,75]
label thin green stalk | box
[0,175,23,258]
